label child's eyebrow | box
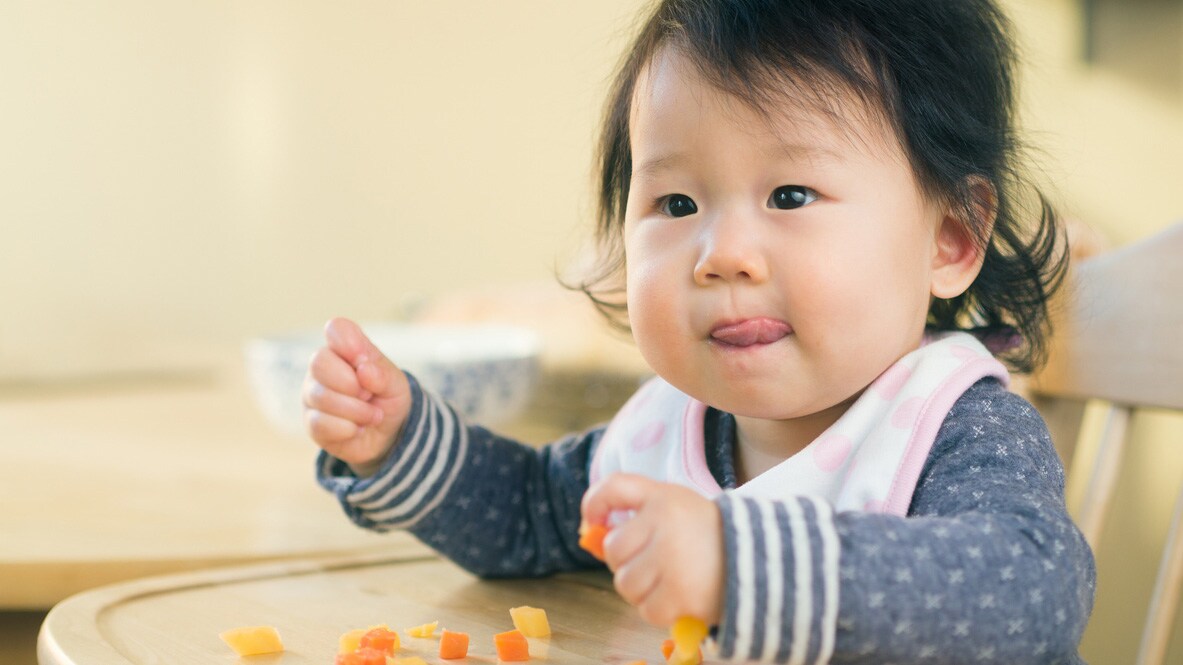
[766,140,843,164]
[633,142,842,181]
[632,152,689,181]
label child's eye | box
[768,185,818,210]
[660,194,698,218]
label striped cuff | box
[316,374,470,531]
[714,494,840,664]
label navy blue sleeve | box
[712,380,1095,664]
[317,374,606,576]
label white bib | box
[590,332,1009,515]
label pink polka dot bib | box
[590,331,1009,515]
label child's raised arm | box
[303,317,413,477]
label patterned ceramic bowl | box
[245,323,541,438]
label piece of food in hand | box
[218,625,284,656]
[493,628,531,661]
[335,647,387,665]
[509,606,551,637]
[578,520,610,561]
[439,629,470,659]
[662,616,707,665]
[360,626,400,654]
[406,620,440,638]
[670,616,708,661]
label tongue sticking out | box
[710,319,792,347]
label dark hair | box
[576,0,1067,373]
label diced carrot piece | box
[661,639,675,660]
[578,521,610,561]
[407,621,440,638]
[493,628,530,661]
[218,625,284,656]
[360,626,400,654]
[439,629,470,659]
[509,606,551,637]
[335,647,387,665]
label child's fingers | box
[324,317,405,399]
[303,379,383,427]
[323,317,370,365]
[308,345,364,395]
[611,549,662,610]
[305,408,362,445]
[581,473,657,526]
[355,354,404,400]
[599,510,654,570]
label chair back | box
[1029,221,1183,665]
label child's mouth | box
[709,318,793,347]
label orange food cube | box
[509,606,551,637]
[218,625,284,656]
[335,647,387,665]
[439,629,470,659]
[578,521,610,561]
[493,628,530,661]
[360,626,400,654]
[407,621,440,638]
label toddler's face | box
[623,48,948,423]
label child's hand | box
[581,474,725,627]
[303,317,412,477]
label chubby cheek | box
[625,234,686,368]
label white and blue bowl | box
[245,323,541,438]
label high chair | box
[1028,221,1183,665]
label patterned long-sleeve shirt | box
[318,375,1095,664]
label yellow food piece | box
[406,621,439,638]
[670,617,708,664]
[509,606,551,637]
[392,658,429,665]
[218,625,284,656]
[339,625,394,653]
[339,628,368,654]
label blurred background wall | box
[1,0,1181,662]
[0,1,639,382]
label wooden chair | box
[1028,221,1183,665]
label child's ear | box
[930,178,995,299]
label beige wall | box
[2,1,1181,662]
[0,1,641,381]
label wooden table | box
[38,543,670,664]
[0,363,398,611]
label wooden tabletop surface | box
[38,542,671,665]
[0,359,407,610]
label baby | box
[305,1,1095,662]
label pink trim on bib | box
[681,398,722,496]
[882,355,1009,515]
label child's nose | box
[692,211,770,285]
